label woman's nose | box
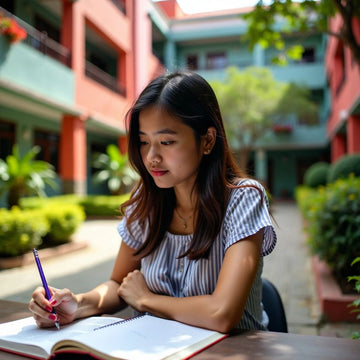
[147,145,161,164]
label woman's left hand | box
[118,270,152,312]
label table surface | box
[1,300,359,360]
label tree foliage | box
[210,66,317,169]
[242,0,360,68]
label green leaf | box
[351,257,360,266]
[286,45,304,60]
[108,177,121,192]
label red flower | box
[0,14,27,44]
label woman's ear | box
[203,127,217,155]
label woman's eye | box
[161,141,174,145]
[139,141,148,146]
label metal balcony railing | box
[0,7,71,67]
[85,61,126,97]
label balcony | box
[0,7,71,67]
[85,61,126,97]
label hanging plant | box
[0,13,27,44]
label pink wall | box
[59,0,164,192]
[64,0,133,130]
[325,14,360,161]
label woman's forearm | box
[75,280,126,319]
[140,292,242,333]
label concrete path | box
[0,201,358,337]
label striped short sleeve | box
[223,179,276,256]
[117,214,146,250]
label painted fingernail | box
[49,314,58,321]
[46,305,53,312]
[49,298,57,306]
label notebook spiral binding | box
[94,315,145,331]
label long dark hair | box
[121,71,248,260]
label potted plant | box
[272,124,293,134]
[0,13,26,44]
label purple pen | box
[33,248,60,330]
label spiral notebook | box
[0,315,227,360]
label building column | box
[347,115,360,153]
[61,0,84,74]
[165,40,176,71]
[133,0,152,94]
[331,133,346,162]
[255,149,268,185]
[60,114,87,194]
[118,135,127,154]
[253,44,265,67]
[16,123,33,156]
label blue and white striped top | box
[117,178,277,330]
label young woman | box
[29,71,276,333]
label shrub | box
[20,193,130,217]
[348,257,360,339]
[42,204,86,244]
[81,194,130,217]
[294,185,319,219]
[327,153,360,183]
[303,162,330,188]
[0,207,49,257]
[20,194,83,210]
[306,175,360,278]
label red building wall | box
[325,14,360,162]
[59,0,164,193]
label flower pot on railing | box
[0,13,27,44]
[272,124,293,134]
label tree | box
[242,0,360,69]
[0,145,58,208]
[210,66,317,170]
[92,144,139,195]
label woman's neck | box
[174,186,197,213]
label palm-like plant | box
[0,145,58,208]
[92,144,139,195]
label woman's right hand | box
[29,286,79,328]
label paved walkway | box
[0,201,358,337]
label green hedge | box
[303,162,330,188]
[327,153,360,183]
[81,194,129,216]
[0,207,49,257]
[294,185,319,219]
[42,204,85,244]
[20,194,130,217]
[20,194,82,209]
[296,175,360,277]
[0,204,85,257]
[1,194,130,257]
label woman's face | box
[138,106,205,190]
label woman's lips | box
[151,168,168,177]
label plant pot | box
[312,256,359,322]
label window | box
[0,120,15,159]
[301,47,315,63]
[34,130,60,171]
[206,52,227,70]
[186,55,198,70]
[34,15,60,42]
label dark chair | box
[262,278,288,332]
